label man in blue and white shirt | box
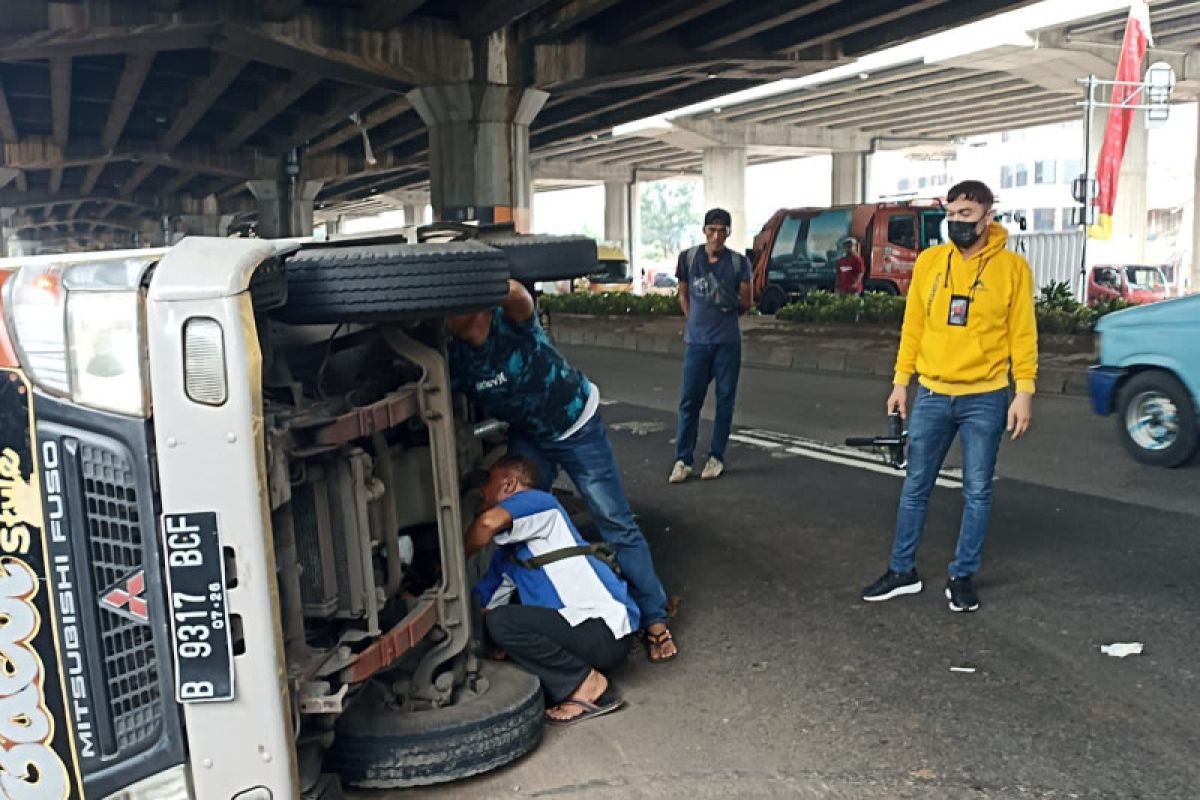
[467,455,638,725]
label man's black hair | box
[493,454,540,489]
[946,180,995,208]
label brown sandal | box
[644,628,678,664]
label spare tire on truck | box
[328,661,543,789]
[484,234,598,282]
[278,241,510,324]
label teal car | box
[1088,295,1200,467]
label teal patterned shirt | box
[449,309,591,441]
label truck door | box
[869,210,919,294]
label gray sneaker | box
[668,460,692,484]
[700,456,725,480]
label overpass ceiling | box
[1065,0,1200,51]
[0,0,1043,248]
[529,0,1200,183]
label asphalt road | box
[369,346,1199,800]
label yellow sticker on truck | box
[0,370,84,799]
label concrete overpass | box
[525,0,1200,257]
[0,0,1044,252]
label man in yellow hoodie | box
[861,180,1037,612]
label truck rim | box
[1125,390,1179,451]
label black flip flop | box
[644,628,678,664]
[544,693,625,727]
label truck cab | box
[1087,264,1170,307]
[0,232,594,799]
[750,201,945,313]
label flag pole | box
[1080,74,1096,303]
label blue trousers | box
[675,341,742,465]
[889,387,1008,579]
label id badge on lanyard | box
[947,295,970,326]
[944,251,988,328]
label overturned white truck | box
[0,229,596,798]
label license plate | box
[161,512,235,703]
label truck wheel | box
[328,661,543,789]
[1116,370,1199,467]
[864,280,899,296]
[484,234,598,282]
[759,286,787,315]
[278,242,510,324]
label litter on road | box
[1100,642,1145,658]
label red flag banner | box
[1090,0,1153,240]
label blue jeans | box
[508,413,670,627]
[675,341,742,465]
[889,387,1008,579]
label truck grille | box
[80,443,161,752]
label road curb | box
[550,315,1091,397]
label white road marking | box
[730,429,964,490]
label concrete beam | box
[275,86,384,153]
[216,17,465,92]
[531,158,687,183]
[456,0,554,39]
[81,51,156,195]
[601,0,732,45]
[0,136,278,180]
[0,190,160,215]
[160,54,248,152]
[522,0,623,42]
[360,0,429,31]
[0,80,16,143]
[0,21,221,60]
[216,71,322,152]
[49,56,71,148]
[534,38,824,91]
[308,97,411,155]
[376,189,431,208]
[670,118,873,153]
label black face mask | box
[947,220,984,249]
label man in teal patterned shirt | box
[447,280,679,663]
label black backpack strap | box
[510,543,621,574]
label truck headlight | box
[3,256,154,416]
[103,765,193,800]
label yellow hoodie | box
[893,222,1038,396]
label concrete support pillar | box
[702,146,747,252]
[248,179,323,239]
[407,84,547,233]
[832,151,865,205]
[402,204,423,227]
[603,181,630,251]
[0,209,12,258]
[1192,113,1200,295]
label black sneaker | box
[945,576,980,612]
[861,569,923,602]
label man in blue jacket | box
[467,456,638,725]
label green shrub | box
[544,284,1131,335]
[776,292,906,326]
[539,291,683,316]
[1037,281,1081,312]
